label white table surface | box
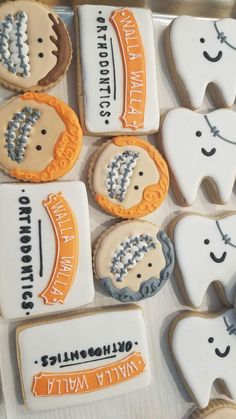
[0,7,235,419]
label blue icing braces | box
[5,107,41,163]
[106,150,140,202]
[0,11,30,77]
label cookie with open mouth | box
[0,92,82,182]
[0,0,72,92]
[93,219,174,302]
[89,136,169,218]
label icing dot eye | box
[200,38,205,43]
[208,337,214,343]
[196,131,202,137]
[41,129,47,135]
[37,38,43,43]
[139,171,143,176]
[38,52,44,58]
[134,185,139,190]
[204,239,210,245]
[36,145,42,151]
[148,263,152,267]
[137,273,141,279]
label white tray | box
[0,7,236,419]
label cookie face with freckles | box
[0,0,72,91]
[94,220,174,302]
[0,92,82,182]
[91,137,169,218]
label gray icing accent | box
[223,312,236,335]
[5,107,41,163]
[214,21,236,51]
[100,230,175,302]
[204,114,236,145]
[215,220,236,248]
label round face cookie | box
[94,220,174,302]
[190,399,236,419]
[0,0,72,92]
[0,92,82,182]
[89,136,169,218]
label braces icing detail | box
[106,151,140,202]
[216,220,236,247]
[5,106,41,163]
[111,234,157,282]
[214,21,236,50]
[0,12,30,77]
[204,115,236,145]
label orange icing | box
[110,8,146,130]
[95,136,169,218]
[39,192,78,305]
[10,92,82,182]
[32,352,145,396]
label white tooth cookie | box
[170,309,236,409]
[162,108,236,205]
[166,16,236,108]
[171,212,236,308]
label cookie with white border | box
[0,0,72,92]
[0,92,82,182]
[76,5,159,135]
[190,399,236,419]
[93,219,174,302]
[89,136,169,218]
[0,181,94,320]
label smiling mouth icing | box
[5,106,41,163]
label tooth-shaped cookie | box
[170,212,236,308]
[162,108,236,205]
[165,16,236,108]
[170,309,236,409]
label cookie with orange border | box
[89,137,169,218]
[0,92,82,182]
[190,399,236,418]
[0,0,72,92]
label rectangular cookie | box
[16,305,151,411]
[0,181,94,319]
[76,5,159,135]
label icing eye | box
[36,145,42,151]
[137,273,141,279]
[139,171,143,176]
[196,131,202,137]
[200,38,205,43]
[204,239,210,245]
[148,263,152,267]
[134,185,139,190]
[41,129,47,135]
[37,38,43,43]
[38,52,44,58]
[208,337,214,343]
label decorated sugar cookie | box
[0,182,94,319]
[0,92,82,182]
[76,5,159,135]
[162,108,236,205]
[89,137,169,218]
[190,399,236,419]
[170,212,236,308]
[94,220,174,302]
[17,305,151,411]
[0,0,72,92]
[170,309,236,409]
[165,16,236,108]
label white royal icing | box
[173,213,236,307]
[169,16,236,108]
[77,5,159,133]
[162,108,236,205]
[17,306,151,411]
[0,181,94,320]
[172,309,236,408]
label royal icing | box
[92,137,169,218]
[168,16,236,108]
[17,305,151,411]
[0,0,72,90]
[171,309,236,409]
[162,108,236,205]
[0,181,94,319]
[173,213,236,307]
[77,5,159,134]
[94,220,174,302]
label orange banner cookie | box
[32,352,145,396]
[110,8,146,130]
[39,192,78,304]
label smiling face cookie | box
[89,137,169,218]
[170,309,236,409]
[0,0,72,92]
[162,108,236,205]
[0,92,82,182]
[171,213,236,308]
[94,220,174,302]
[166,16,236,108]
